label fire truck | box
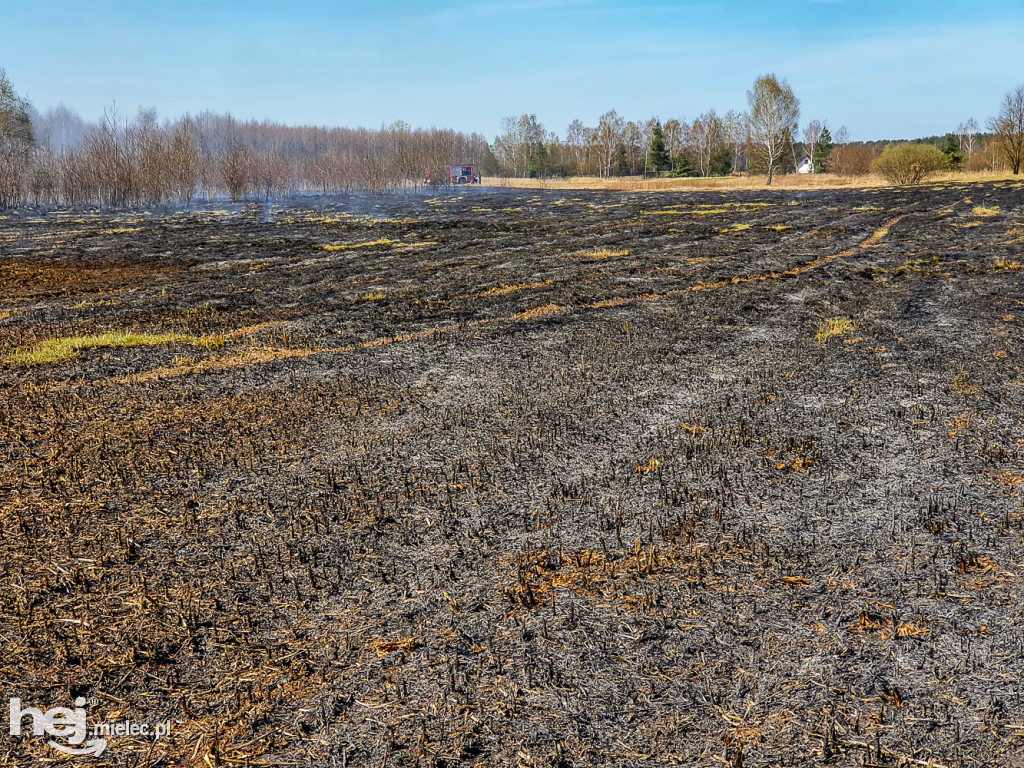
[448,164,480,184]
[423,164,481,188]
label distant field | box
[485,170,1018,191]
[2,181,1023,766]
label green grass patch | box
[4,332,224,366]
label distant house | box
[797,157,814,174]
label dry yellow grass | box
[355,292,387,303]
[635,458,662,475]
[972,206,1001,217]
[511,304,565,322]
[321,239,426,251]
[577,248,629,260]
[483,171,1022,192]
[99,226,142,234]
[816,317,857,344]
[477,281,547,297]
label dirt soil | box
[1,182,1023,767]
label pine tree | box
[941,133,963,171]
[670,152,694,177]
[527,141,549,178]
[614,144,629,176]
[647,121,670,174]
[812,126,833,173]
[708,145,732,176]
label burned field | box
[1,183,1024,767]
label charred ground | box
[1,183,1023,767]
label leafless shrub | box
[830,144,876,176]
[989,84,1024,174]
[222,144,256,201]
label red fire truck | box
[424,164,481,188]
[448,164,480,184]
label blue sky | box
[2,1,1022,141]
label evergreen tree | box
[527,141,549,178]
[647,120,671,173]
[941,133,963,171]
[670,152,694,177]
[614,144,629,176]
[812,126,833,173]
[708,145,732,176]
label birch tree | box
[593,110,624,178]
[565,119,587,172]
[747,74,800,185]
[801,120,822,169]
[689,110,723,177]
[956,118,978,158]
[663,118,685,166]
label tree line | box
[2,69,1023,208]
[491,76,1024,183]
[0,69,493,208]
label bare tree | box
[167,117,201,204]
[493,116,518,177]
[5,97,498,205]
[134,108,170,204]
[492,114,544,177]
[956,118,978,158]
[565,120,587,173]
[623,120,644,175]
[828,126,875,176]
[0,68,36,207]
[747,73,800,184]
[253,151,291,200]
[989,85,1024,174]
[222,144,254,200]
[688,110,723,177]
[83,106,137,206]
[801,120,822,170]
[722,110,747,174]
[662,118,685,167]
[593,110,624,178]
[31,104,87,153]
